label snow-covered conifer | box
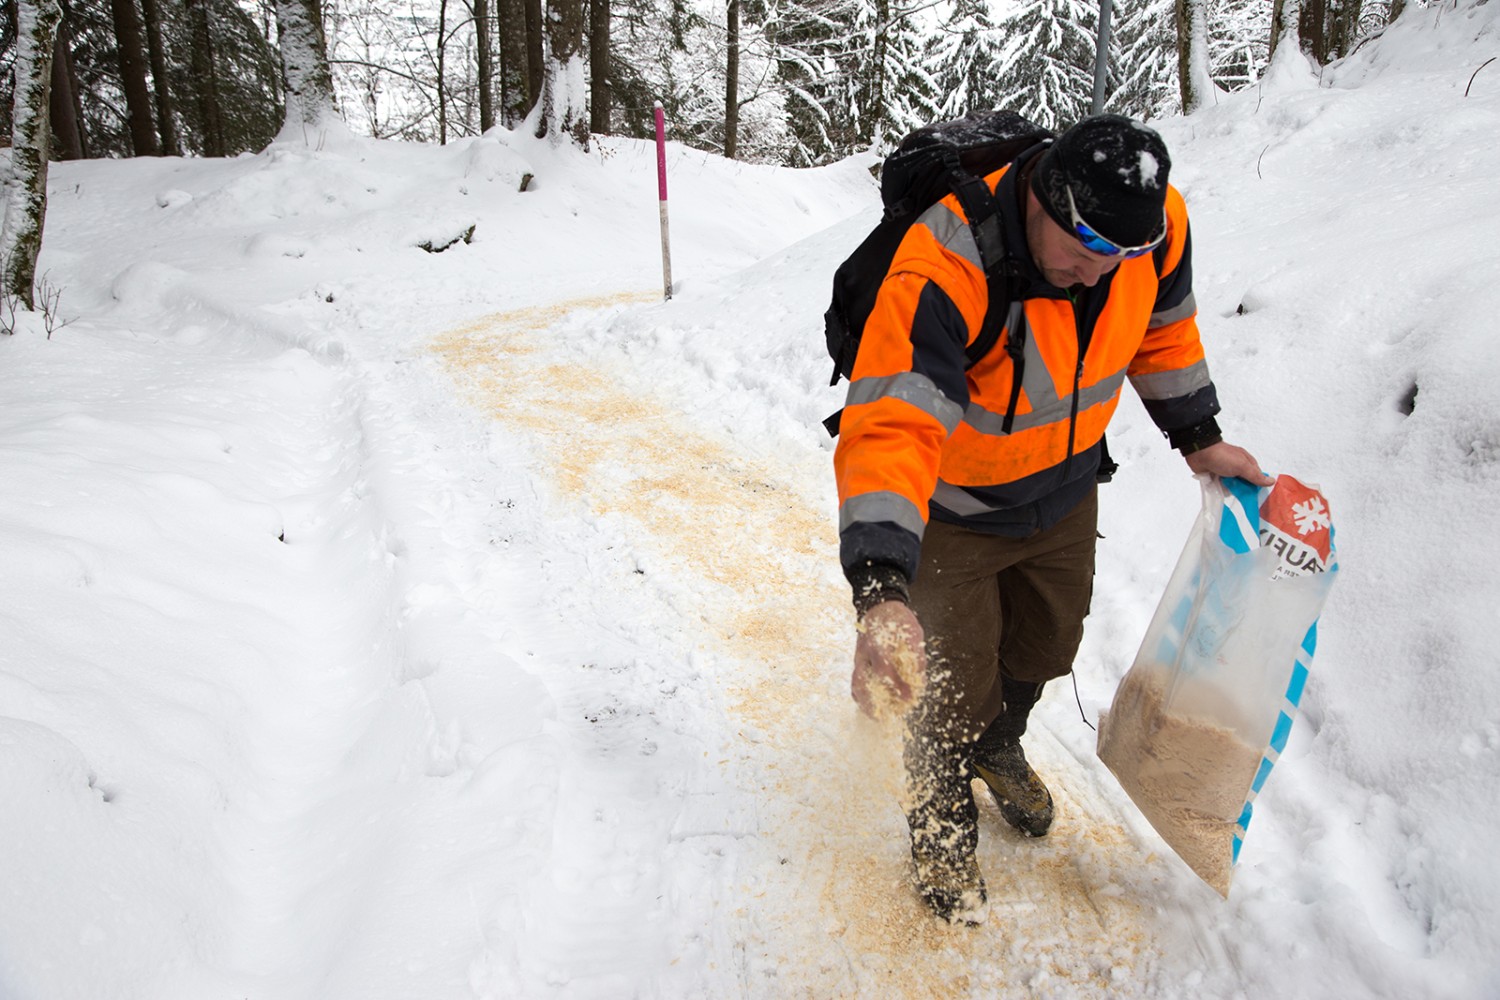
[766,0,932,165]
[1111,0,1180,118]
[927,0,1010,120]
[995,0,1099,129]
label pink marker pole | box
[655,102,673,300]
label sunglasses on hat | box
[1065,185,1165,259]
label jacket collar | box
[995,146,1067,299]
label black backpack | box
[821,110,1053,438]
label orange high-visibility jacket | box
[835,152,1219,591]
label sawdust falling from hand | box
[430,296,1173,997]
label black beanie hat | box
[1031,114,1171,248]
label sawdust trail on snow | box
[431,296,1171,997]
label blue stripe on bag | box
[1251,754,1277,793]
[1286,659,1310,707]
[1218,508,1252,552]
[1232,800,1254,863]
[1219,476,1335,878]
[1221,477,1263,554]
[1269,712,1295,755]
[1223,477,1269,871]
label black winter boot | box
[905,724,988,925]
[972,679,1055,838]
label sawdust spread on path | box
[431,295,1171,997]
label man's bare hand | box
[1185,440,1275,487]
[852,600,927,719]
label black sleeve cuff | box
[1167,416,1223,455]
[848,562,911,617]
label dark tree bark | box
[724,0,739,159]
[1299,0,1329,62]
[497,0,530,125]
[63,12,89,156]
[274,0,338,132]
[866,0,887,147]
[525,0,543,116]
[589,0,609,134]
[140,0,179,154]
[536,0,587,145]
[4,0,63,310]
[1174,0,1212,114]
[474,0,495,131]
[1298,0,1362,64]
[437,0,449,142]
[185,0,225,155]
[110,0,161,155]
[1268,0,1297,63]
[49,23,85,159]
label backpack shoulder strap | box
[945,162,1021,375]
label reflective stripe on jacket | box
[835,152,1220,584]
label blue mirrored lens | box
[1074,222,1157,259]
[1074,226,1121,255]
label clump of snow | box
[1137,150,1160,187]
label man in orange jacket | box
[834,114,1273,924]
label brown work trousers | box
[908,487,1098,745]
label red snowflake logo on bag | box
[1258,475,1332,576]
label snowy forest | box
[1,0,1411,312]
[3,0,1409,171]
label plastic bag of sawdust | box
[1098,474,1338,896]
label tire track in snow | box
[432,296,1181,998]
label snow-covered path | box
[421,291,1244,997]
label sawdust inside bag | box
[1098,667,1262,897]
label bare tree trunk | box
[474,0,495,131]
[140,0,179,154]
[1298,0,1362,64]
[1335,0,1361,59]
[497,0,530,125]
[589,0,609,134]
[1269,0,1296,62]
[868,0,888,146]
[724,0,739,159]
[437,0,449,143]
[49,23,85,160]
[525,0,543,117]
[186,0,226,155]
[1299,0,1329,62]
[536,0,588,146]
[110,0,160,155]
[274,0,338,134]
[1174,0,1214,113]
[3,0,63,311]
[65,16,90,156]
